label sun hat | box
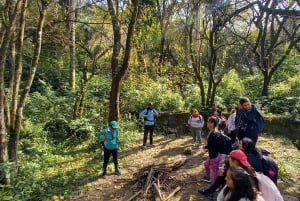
[110,120,118,129]
[230,150,251,167]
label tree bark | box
[107,0,140,121]
[8,1,47,162]
[0,0,23,185]
[68,0,76,92]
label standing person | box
[217,167,265,201]
[96,120,120,179]
[188,109,204,147]
[139,102,158,148]
[237,97,264,145]
[213,109,227,134]
[227,106,237,144]
[202,116,222,183]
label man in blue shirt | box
[139,102,158,148]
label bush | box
[44,117,71,144]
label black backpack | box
[261,155,278,185]
[216,132,233,155]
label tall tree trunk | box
[107,0,140,121]
[68,0,76,92]
[0,0,23,185]
[8,1,47,162]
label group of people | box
[197,97,283,200]
[94,97,283,201]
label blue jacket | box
[96,128,118,150]
[139,108,158,126]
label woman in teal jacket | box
[96,120,120,179]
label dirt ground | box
[68,135,300,201]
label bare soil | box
[68,134,300,201]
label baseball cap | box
[230,150,250,167]
[110,120,118,129]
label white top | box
[217,185,265,201]
[188,115,204,128]
[227,112,236,132]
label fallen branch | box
[164,186,181,201]
[153,183,163,201]
[126,190,142,201]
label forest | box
[0,0,299,200]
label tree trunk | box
[68,0,76,92]
[8,1,47,162]
[107,0,140,121]
[0,0,23,185]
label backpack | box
[144,108,150,121]
[216,132,232,155]
[261,155,278,184]
[255,109,265,132]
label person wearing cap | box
[96,120,120,179]
[139,102,158,148]
[225,150,283,201]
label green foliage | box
[69,118,95,141]
[216,70,244,107]
[241,73,264,102]
[44,117,71,144]
[265,75,300,114]
[121,76,186,113]
[180,84,201,110]
[24,83,72,124]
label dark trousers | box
[103,147,118,173]
[238,130,258,145]
[208,175,226,193]
[143,125,154,146]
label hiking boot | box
[200,176,211,183]
[198,189,213,199]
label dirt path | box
[68,135,299,201]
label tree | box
[107,0,141,121]
[0,0,49,185]
[230,0,300,97]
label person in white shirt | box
[188,109,204,147]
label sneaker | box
[113,169,121,176]
[101,173,107,179]
[200,176,211,183]
[142,145,147,150]
[149,144,155,147]
[198,189,213,199]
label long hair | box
[241,137,262,159]
[230,157,259,191]
[223,167,257,201]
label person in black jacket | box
[202,116,222,183]
[237,97,263,145]
[239,137,263,173]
